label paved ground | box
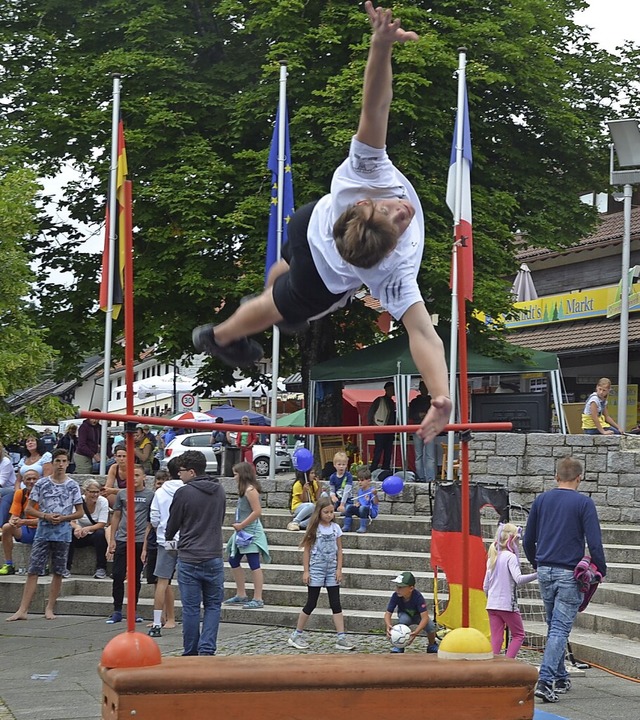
[0,613,639,719]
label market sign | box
[503,276,640,328]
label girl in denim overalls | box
[287,497,355,652]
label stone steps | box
[2,509,640,676]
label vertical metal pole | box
[269,64,287,480]
[100,75,121,474]
[618,184,632,431]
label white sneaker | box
[94,568,107,579]
[335,636,355,651]
[288,632,309,650]
[286,522,300,531]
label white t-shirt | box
[0,457,16,489]
[307,137,424,321]
[77,494,109,529]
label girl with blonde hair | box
[483,523,537,658]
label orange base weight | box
[99,654,538,720]
[101,631,162,669]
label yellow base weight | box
[438,627,494,660]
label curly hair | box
[333,200,398,268]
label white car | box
[161,432,292,476]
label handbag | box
[235,529,254,548]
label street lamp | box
[607,118,640,431]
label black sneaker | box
[534,681,558,703]
[555,678,572,694]
[148,625,162,638]
[192,324,264,368]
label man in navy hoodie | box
[165,450,226,656]
[523,455,606,704]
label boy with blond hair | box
[328,452,353,514]
[191,1,451,447]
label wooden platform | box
[99,653,538,720]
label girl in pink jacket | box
[483,523,537,658]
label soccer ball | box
[390,623,412,649]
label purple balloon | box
[381,475,404,496]
[293,447,314,472]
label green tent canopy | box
[310,332,559,382]
[276,408,306,427]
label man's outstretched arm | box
[401,302,451,442]
[356,1,419,149]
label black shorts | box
[272,201,352,324]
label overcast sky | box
[576,0,640,51]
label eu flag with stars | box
[265,104,294,282]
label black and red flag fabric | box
[430,483,509,635]
[99,118,128,320]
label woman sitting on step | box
[67,478,109,579]
[287,467,323,531]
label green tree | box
[0,166,73,441]
[0,0,638,406]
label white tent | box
[134,372,195,399]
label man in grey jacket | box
[165,450,226,656]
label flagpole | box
[100,74,121,475]
[269,63,288,480]
[454,48,471,628]
[447,50,468,482]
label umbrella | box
[276,408,306,427]
[511,263,538,302]
[136,373,195,399]
[171,411,215,424]
[205,405,268,426]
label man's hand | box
[365,1,419,45]
[417,395,451,442]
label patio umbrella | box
[276,408,306,427]
[171,411,215,424]
[511,263,538,302]
[205,405,268,426]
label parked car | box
[161,432,292,476]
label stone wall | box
[468,432,640,523]
[80,432,640,524]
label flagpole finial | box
[457,46,467,53]
[112,73,122,79]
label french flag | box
[445,82,474,302]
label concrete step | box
[524,619,640,679]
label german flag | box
[99,118,128,320]
[431,484,508,636]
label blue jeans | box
[398,610,437,636]
[413,433,436,482]
[537,566,582,684]
[177,557,224,656]
[292,502,315,529]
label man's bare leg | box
[208,288,283,346]
[163,585,176,628]
[6,574,38,621]
[44,574,63,619]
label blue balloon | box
[293,447,314,472]
[381,475,404,496]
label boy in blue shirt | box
[6,449,83,621]
[384,571,438,653]
[328,451,353,514]
[343,468,379,533]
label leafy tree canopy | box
[0,164,74,440]
[0,0,638,398]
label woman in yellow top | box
[133,427,154,474]
[287,468,323,531]
[581,378,621,435]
